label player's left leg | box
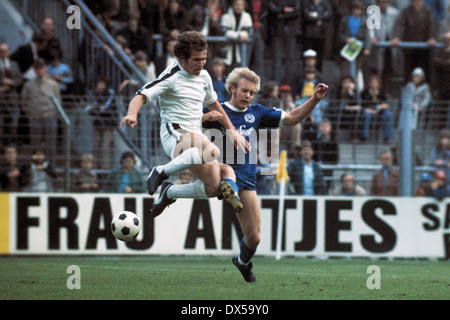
[151,162,221,218]
[232,190,260,283]
[217,163,242,212]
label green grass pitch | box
[0,255,448,300]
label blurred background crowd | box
[0,0,448,198]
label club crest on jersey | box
[244,114,255,123]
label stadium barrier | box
[1,193,448,259]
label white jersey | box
[137,61,218,132]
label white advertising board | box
[0,193,448,258]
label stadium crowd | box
[0,0,449,198]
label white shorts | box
[160,122,207,159]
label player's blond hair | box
[225,67,261,95]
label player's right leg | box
[232,190,260,283]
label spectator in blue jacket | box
[103,151,146,193]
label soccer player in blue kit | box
[203,68,328,282]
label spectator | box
[360,75,395,143]
[159,0,190,39]
[254,80,282,159]
[0,145,29,191]
[246,0,268,81]
[431,31,450,101]
[402,67,431,129]
[103,151,146,193]
[186,0,224,69]
[95,5,123,36]
[186,0,223,35]
[10,33,47,79]
[0,43,23,145]
[332,173,367,195]
[21,58,60,164]
[267,0,302,87]
[327,74,364,142]
[294,67,327,125]
[337,0,371,86]
[114,35,133,57]
[26,148,57,192]
[391,0,436,82]
[110,0,139,23]
[304,118,339,193]
[288,140,327,195]
[415,172,432,196]
[438,5,450,39]
[328,0,353,60]
[279,85,301,152]
[209,58,230,103]
[302,0,332,72]
[138,0,161,36]
[72,154,100,193]
[295,49,324,86]
[254,80,282,108]
[429,170,448,200]
[295,67,320,101]
[220,0,253,73]
[87,76,116,170]
[155,36,178,77]
[39,16,62,63]
[430,128,450,188]
[370,149,399,196]
[119,50,156,94]
[424,0,447,37]
[116,11,153,58]
[365,0,401,93]
[46,48,73,94]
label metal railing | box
[50,95,71,191]
[1,92,447,194]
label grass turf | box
[0,255,449,300]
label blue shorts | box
[231,164,256,191]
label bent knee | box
[245,233,261,249]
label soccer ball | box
[111,211,141,242]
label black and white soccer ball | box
[111,211,141,242]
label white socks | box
[156,147,202,175]
[167,180,208,199]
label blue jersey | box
[203,102,284,190]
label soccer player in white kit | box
[120,31,249,217]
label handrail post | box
[51,95,71,192]
[399,87,414,196]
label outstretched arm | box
[283,83,328,126]
[119,94,146,128]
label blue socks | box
[238,237,256,266]
[223,177,239,195]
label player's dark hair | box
[174,31,208,61]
